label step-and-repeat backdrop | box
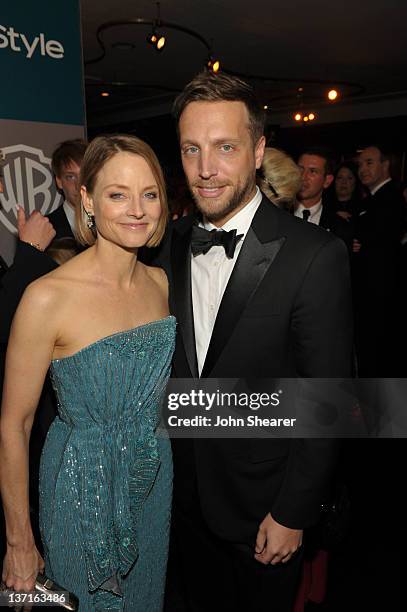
[0,0,85,264]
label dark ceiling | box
[81,0,407,127]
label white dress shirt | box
[294,199,323,225]
[370,178,392,196]
[62,200,76,233]
[191,187,263,375]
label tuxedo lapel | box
[171,223,199,378]
[319,205,333,231]
[319,205,328,229]
[201,198,285,377]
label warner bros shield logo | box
[0,144,62,234]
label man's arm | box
[0,209,56,343]
[254,237,352,563]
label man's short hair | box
[172,71,265,143]
[298,147,335,176]
[359,144,391,163]
[51,139,87,177]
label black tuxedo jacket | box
[354,180,405,294]
[355,181,404,260]
[158,195,353,544]
[47,205,75,240]
[319,202,353,253]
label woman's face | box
[82,151,162,249]
[335,167,356,200]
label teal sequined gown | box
[39,317,176,611]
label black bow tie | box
[191,225,244,258]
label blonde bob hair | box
[75,134,168,247]
[258,147,301,210]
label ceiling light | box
[101,91,110,97]
[86,3,362,115]
[303,116,309,122]
[147,32,158,45]
[294,113,302,121]
[308,112,315,120]
[156,35,166,50]
[207,57,221,73]
[147,30,166,51]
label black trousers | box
[165,505,303,612]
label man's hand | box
[352,238,361,253]
[17,205,56,251]
[254,512,303,565]
[337,210,352,221]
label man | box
[349,147,406,607]
[48,138,85,238]
[353,145,405,375]
[0,139,87,340]
[296,148,353,250]
[161,72,352,612]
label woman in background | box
[257,147,301,210]
[331,162,364,221]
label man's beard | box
[189,174,256,223]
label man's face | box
[358,147,389,191]
[297,154,333,207]
[56,160,81,209]
[179,100,265,226]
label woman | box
[257,147,301,211]
[331,162,363,221]
[0,135,175,611]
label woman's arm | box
[0,279,59,591]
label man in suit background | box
[48,138,86,239]
[162,72,352,612]
[353,145,405,375]
[0,139,87,339]
[295,148,353,251]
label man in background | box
[296,148,353,251]
[353,145,405,375]
[0,139,87,340]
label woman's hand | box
[2,544,44,592]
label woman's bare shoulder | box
[44,247,91,279]
[21,250,91,313]
[144,263,169,289]
[22,274,64,310]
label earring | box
[85,209,94,228]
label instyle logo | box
[0,145,62,234]
[0,23,64,59]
